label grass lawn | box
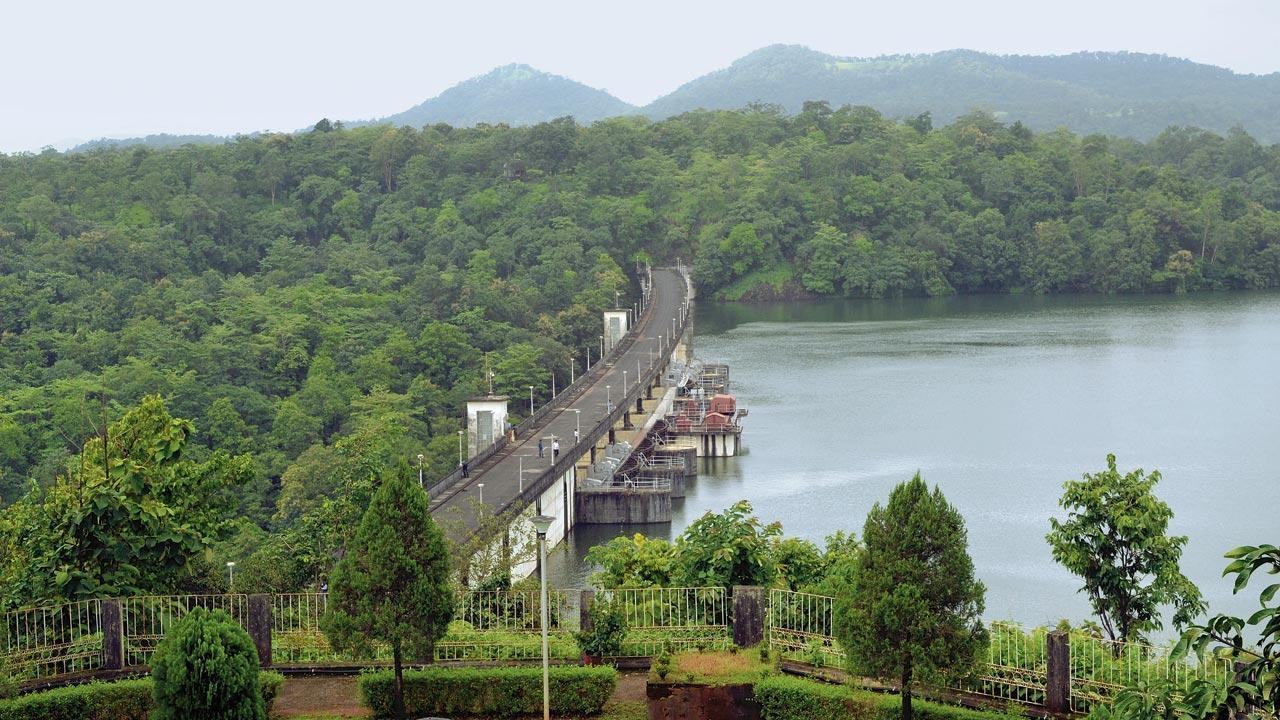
[653,648,776,685]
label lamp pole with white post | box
[623,370,628,396]
[606,385,611,414]
[478,483,485,505]
[531,515,555,720]
[529,386,535,415]
[457,430,463,467]
[417,453,424,488]
[226,561,235,590]
[518,456,524,492]
[572,409,581,444]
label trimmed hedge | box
[755,675,1018,720]
[0,672,285,720]
[359,665,618,718]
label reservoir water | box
[547,292,1280,633]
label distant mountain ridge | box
[641,45,1280,141]
[62,46,1280,151]
[353,63,636,129]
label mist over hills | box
[61,45,1280,151]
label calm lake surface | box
[547,291,1280,633]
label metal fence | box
[270,589,581,665]
[766,589,843,667]
[121,594,248,667]
[1067,630,1233,714]
[950,622,1048,706]
[2,599,104,681]
[600,586,731,657]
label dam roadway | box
[429,267,690,541]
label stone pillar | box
[580,590,596,633]
[608,427,616,444]
[732,586,765,648]
[623,411,633,430]
[101,598,124,670]
[1045,630,1071,714]
[636,397,644,412]
[247,594,273,668]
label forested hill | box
[357,64,637,129]
[2,109,1279,598]
[643,45,1280,142]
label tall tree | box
[832,474,987,720]
[321,467,453,720]
[1046,454,1204,644]
[6,395,252,605]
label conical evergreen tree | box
[832,474,987,720]
[321,465,453,720]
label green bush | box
[756,675,858,720]
[0,674,284,720]
[574,599,628,658]
[0,679,153,720]
[756,675,1020,720]
[151,607,265,720]
[359,665,618,718]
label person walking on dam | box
[538,438,544,458]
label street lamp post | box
[529,386,535,415]
[226,561,235,590]
[570,358,575,385]
[417,453,424,488]
[586,345,591,370]
[606,384,611,414]
[572,409,581,443]
[478,483,485,505]
[531,515,555,720]
[457,430,464,467]
[623,370,628,396]
[551,371,556,398]
[518,455,524,493]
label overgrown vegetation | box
[755,675,1020,720]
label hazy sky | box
[4,0,1278,152]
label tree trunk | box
[393,641,406,720]
[901,662,913,720]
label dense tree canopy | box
[2,107,1279,608]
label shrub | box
[150,607,266,720]
[756,675,856,720]
[575,598,628,658]
[359,665,618,718]
[0,674,284,720]
[0,679,153,720]
[756,675,1020,720]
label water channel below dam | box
[545,290,1280,634]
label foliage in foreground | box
[586,500,860,591]
[755,675,1018,720]
[321,467,452,720]
[0,673,282,720]
[833,474,987,720]
[1047,453,1204,644]
[1,395,252,608]
[150,607,267,720]
[1092,544,1280,720]
[357,665,618,719]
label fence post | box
[732,586,764,648]
[580,590,595,633]
[1046,630,1071,714]
[247,594,273,668]
[101,598,123,670]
